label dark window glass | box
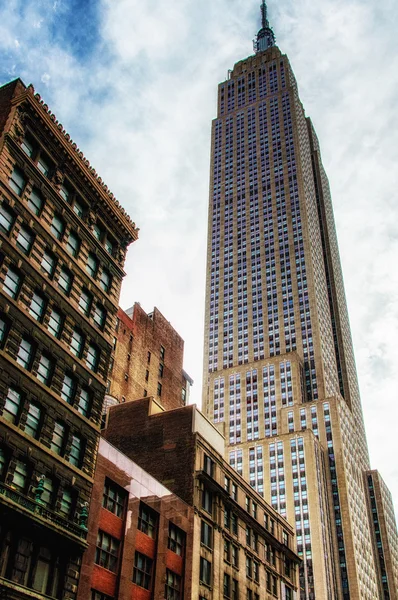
[9,166,26,196]
[138,503,158,538]
[21,136,35,157]
[66,231,80,256]
[202,488,212,514]
[3,265,22,299]
[86,252,99,278]
[0,315,9,347]
[165,570,181,600]
[168,523,185,556]
[51,214,65,240]
[201,520,213,548]
[0,202,15,234]
[95,531,119,572]
[200,557,211,586]
[28,188,44,215]
[133,552,152,590]
[102,479,126,518]
[93,224,103,241]
[157,382,162,397]
[37,153,51,177]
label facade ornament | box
[79,502,89,531]
[34,474,45,505]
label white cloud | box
[0,0,397,517]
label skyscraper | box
[202,3,398,599]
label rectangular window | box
[86,344,99,372]
[70,328,85,358]
[3,265,22,299]
[0,202,15,234]
[0,447,7,477]
[160,345,165,360]
[11,459,28,492]
[224,573,231,598]
[202,488,212,514]
[16,225,35,254]
[36,353,53,385]
[58,267,73,295]
[232,545,239,567]
[133,552,152,590]
[51,421,66,455]
[165,570,181,600]
[41,248,57,278]
[66,231,80,257]
[93,223,103,241]
[253,561,259,583]
[204,455,214,476]
[232,513,238,536]
[42,477,54,507]
[138,502,158,538]
[59,488,74,517]
[246,556,252,579]
[91,593,114,600]
[37,153,51,176]
[86,252,99,278]
[47,307,63,338]
[103,479,126,518]
[16,337,34,369]
[60,184,70,203]
[25,403,41,438]
[28,188,44,215]
[2,387,21,423]
[157,382,162,397]
[224,476,230,493]
[232,482,238,501]
[77,386,90,417]
[200,557,211,586]
[232,579,239,600]
[252,502,257,519]
[21,136,35,157]
[224,540,231,563]
[61,373,76,404]
[0,315,9,347]
[95,531,119,573]
[29,292,46,322]
[79,288,93,316]
[100,268,111,292]
[9,166,26,196]
[168,523,185,556]
[73,198,84,218]
[158,363,164,377]
[69,434,82,467]
[93,303,106,330]
[201,520,213,548]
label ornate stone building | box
[0,79,137,599]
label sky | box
[1,0,398,515]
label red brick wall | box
[103,399,196,505]
[110,304,186,411]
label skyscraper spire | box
[255,0,276,53]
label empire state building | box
[202,2,398,598]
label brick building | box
[0,79,137,599]
[77,437,194,600]
[108,304,193,411]
[100,397,300,599]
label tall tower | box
[202,3,398,599]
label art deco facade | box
[107,303,192,411]
[0,79,137,599]
[201,4,398,599]
[102,397,300,600]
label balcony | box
[0,482,88,547]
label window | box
[285,587,293,600]
[0,315,9,347]
[3,265,22,299]
[232,513,238,536]
[246,496,250,513]
[70,328,85,358]
[9,166,26,196]
[25,403,41,438]
[77,386,90,417]
[47,307,63,338]
[252,502,257,520]
[29,292,46,322]
[91,593,114,600]
[103,479,126,517]
[51,421,66,455]
[60,184,70,203]
[158,363,164,377]
[0,202,15,234]
[202,488,212,514]
[37,153,52,176]
[200,557,211,586]
[58,266,73,295]
[246,556,252,579]
[51,214,65,240]
[95,531,119,572]
[100,268,111,292]
[133,552,152,589]
[157,382,162,397]
[86,252,99,278]
[224,573,231,598]
[253,561,259,583]
[42,477,54,507]
[232,483,238,501]
[11,459,28,492]
[41,248,57,277]
[61,373,76,404]
[147,351,151,364]
[247,589,253,600]
[0,447,7,478]
[16,224,34,255]
[201,520,213,548]
[66,231,80,257]
[204,455,214,476]
[79,288,93,316]
[145,369,149,382]
[93,223,103,241]
[73,198,84,218]
[224,540,231,563]
[93,303,106,330]
[86,343,99,372]
[28,188,44,215]
[232,544,239,567]
[2,387,21,423]
[168,523,185,556]
[69,434,82,467]
[232,579,239,600]
[60,488,74,518]
[224,476,230,493]
[283,530,289,547]
[105,237,115,256]
[21,136,35,157]
[16,337,34,369]
[36,353,53,385]
[165,570,181,600]
[138,503,158,538]
[160,345,165,360]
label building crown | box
[254,0,276,53]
